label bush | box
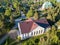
[17,36,21,41]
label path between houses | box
[0,30,19,45]
[0,34,8,45]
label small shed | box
[42,2,52,10]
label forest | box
[0,0,60,45]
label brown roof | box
[19,18,50,34]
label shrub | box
[17,36,21,41]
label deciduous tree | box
[33,11,39,20]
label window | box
[36,31,38,34]
[24,34,26,38]
[22,34,24,39]
[34,32,35,35]
[28,33,29,37]
[41,30,43,33]
[26,33,28,38]
[31,32,33,36]
[39,30,40,34]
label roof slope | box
[36,18,50,28]
[18,18,50,34]
[20,19,38,34]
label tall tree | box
[5,7,11,16]
[33,11,39,20]
[13,0,21,17]
[0,20,4,29]
[26,7,34,19]
[10,15,14,24]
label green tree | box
[33,11,39,20]
[0,20,4,29]
[5,40,8,45]
[43,7,59,22]
[5,7,11,16]
[13,1,21,17]
[10,15,14,24]
[26,8,34,19]
[0,14,5,20]
[13,1,19,9]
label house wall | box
[19,26,45,40]
[18,23,22,35]
[30,26,44,36]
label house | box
[41,1,52,10]
[18,18,50,40]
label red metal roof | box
[20,19,38,34]
[19,18,50,34]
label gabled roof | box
[36,18,50,28]
[20,19,38,34]
[18,18,50,34]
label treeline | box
[0,0,22,36]
[1,0,60,45]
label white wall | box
[18,23,22,35]
[30,26,44,36]
[19,26,45,40]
